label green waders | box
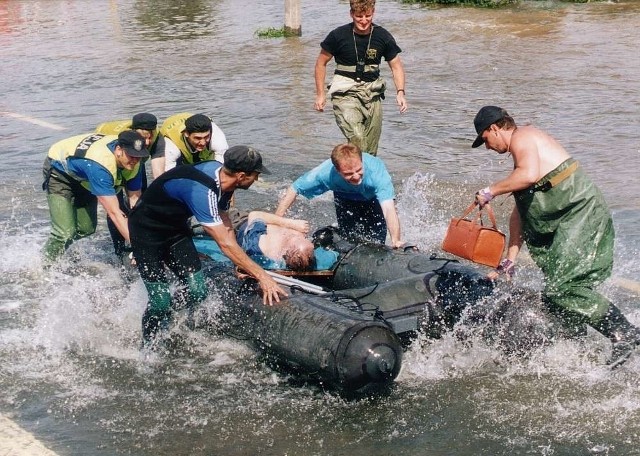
[515,158,640,366]
[330,77,385,156]
[42,159,98,262]
[141,270,208,343]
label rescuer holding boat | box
[276,143,405,248]
[42,130,149,263]
[472,105,640,367]
[96,113,165,261]
[314,0,407,156]
[160,112,229,171]
[127,145,286,343]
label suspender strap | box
[533,161,579,192]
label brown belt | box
[533,161,579,192]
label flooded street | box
[1,0,640,454]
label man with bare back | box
[471,105,640,367]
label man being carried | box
[314,0,408,156]
[160,112,228,171]
[276,143,405,248]
[229,209,316,271]
[471,105,640,367]
[128,145,286,343]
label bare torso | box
[258,225,309,261]
[511,125,571,180]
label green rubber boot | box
[141,282,172,345]
[592,304,640,369]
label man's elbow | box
[519,174,539,188]
[209,231,236,251]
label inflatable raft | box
[196,228,495,391]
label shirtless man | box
[471,105,640,367]
[232,210,316,271]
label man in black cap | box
[159,112,229,172]
[96,113,167,260]
[42,130,149,262]
[471,105,640,367]
[96,112,166,180]
[128,145,287,344]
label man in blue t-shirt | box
[275,143,405,248]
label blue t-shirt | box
[161,161,232,227]
[292,153,395,203]
[51,141,143,196]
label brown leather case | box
[442,202,506,268]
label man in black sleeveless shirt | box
[128,145,287,344]
[314,0,408,156]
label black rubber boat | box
[197,227,495,392]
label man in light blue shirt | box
[276,143,405,247]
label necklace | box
[506,127,517,155]
[352,25,374,81]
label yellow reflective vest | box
[159,112,214,164]
[47,133,140,192]
[96,119,159,158]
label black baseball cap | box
[184,114,212,133]
[117,130,149,158]
[224,145,271,175]
[472,106,509,148]
[131,112,157,131]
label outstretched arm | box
[150,156,165,178]
[204,215,287,305]
[314,50,333,112]
[98,195,130,243]
[487,207,523,280]
[248,211,309,234]
[275,186,299,217]
[380,199,404,248]
[504,207,524,261]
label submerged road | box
[0,414,59,456]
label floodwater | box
[1,0,639,454]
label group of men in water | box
[41,0,640,366]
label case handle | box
[458,202,499,230]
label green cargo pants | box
[42,158,97,262]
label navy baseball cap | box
[131,112,157,131]
[224,145,271,174]
[117,130,149,158]
[472,106,509,148]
